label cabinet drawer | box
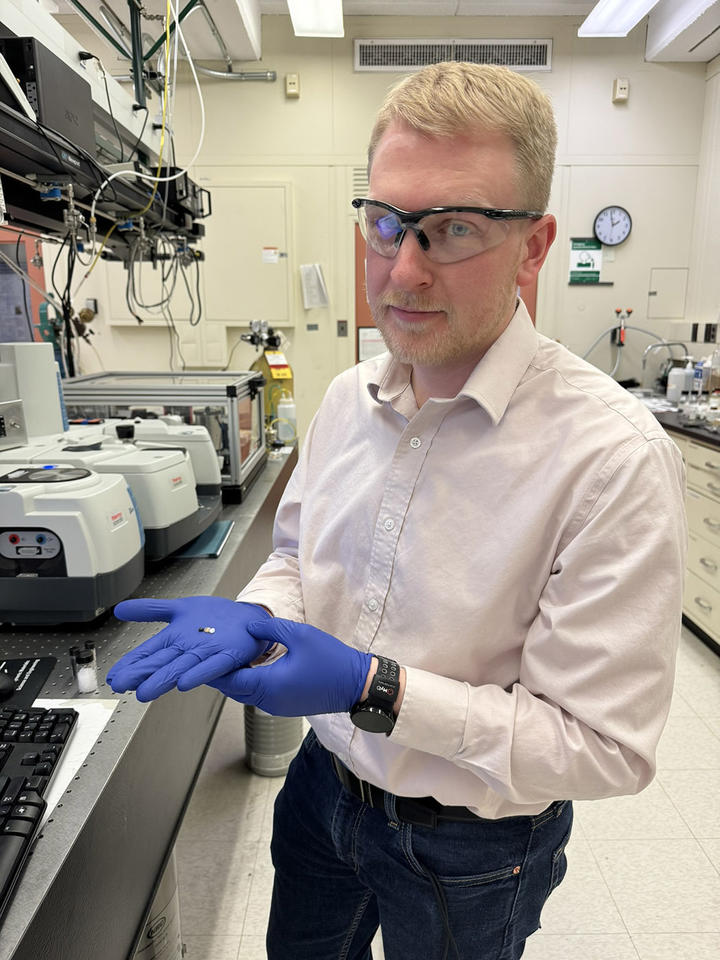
[684,569,720,639]
[686,487,720,544]
[687,440,720,498]
[687,532,720,587]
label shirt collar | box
[367,300,539,425]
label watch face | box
[593,206,632,246]
[350,704,395,733]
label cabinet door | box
[201,183,291,324]
[104,249,199,325]
[176,321,228,368]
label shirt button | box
[383,518,395,531]
[410,437,422,449]
[367,598,378,611]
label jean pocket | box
[548,828,571,896]
[403,823,524,889]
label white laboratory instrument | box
[0,342,66,437]
[0,464,144,624]
[96,418,222,494]
[0,431,220,560]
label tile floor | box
[176,625,720,960]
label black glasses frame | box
[351,198,545,224]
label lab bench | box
[654,411,720,657]
[0,448,297,960]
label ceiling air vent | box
[354,38,552,73]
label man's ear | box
[516,215,557,288]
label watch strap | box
[350,656,400,734]
[368,656,400,706]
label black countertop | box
[653,409,720,446]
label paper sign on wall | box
[262,246,279,264]
[358,327,387,362]
[568,238,602,285]
[300,264,329,309]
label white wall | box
[685,54,720,334]
[62,13,708,434]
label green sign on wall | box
[569,238,603,285]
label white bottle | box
[666,366,685,403]
[683,359,695,393]
[276,391,296,444]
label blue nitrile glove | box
[107,597,272,702]
[176,618,373,717]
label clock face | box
[593,206,632,246]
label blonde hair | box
[368,62,557,212]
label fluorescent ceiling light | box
[578,0,661,37]
[287,0,344,38]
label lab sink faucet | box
[641,341,689,370]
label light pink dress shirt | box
[238,301,687,818]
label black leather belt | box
[329,752,481,828]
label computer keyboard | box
[0,705,78,920]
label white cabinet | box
[176,321,228,368]
[103,248,200,325]
[103,179,294,330]
[199,180,292,325]
[668,428,720,646]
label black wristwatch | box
[350,656,400,735]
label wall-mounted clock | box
[593,205,632,246]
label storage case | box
[62,371,266,500]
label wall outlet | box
[285,73,300,98]
[612,78,630,103]
[337,320,348,337]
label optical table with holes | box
[0,449,296,960]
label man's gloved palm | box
[107,596,272,701]
[178,617,373,717]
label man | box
[108,63,686,960]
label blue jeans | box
[266,730,573,960]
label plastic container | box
[275,391,297,444]
[683,359,695,393]
[666,366,685,403]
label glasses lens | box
[357,202,512,263]
[419,211,510,263]
[358,203,404,257]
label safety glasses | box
[352,198,543,264]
